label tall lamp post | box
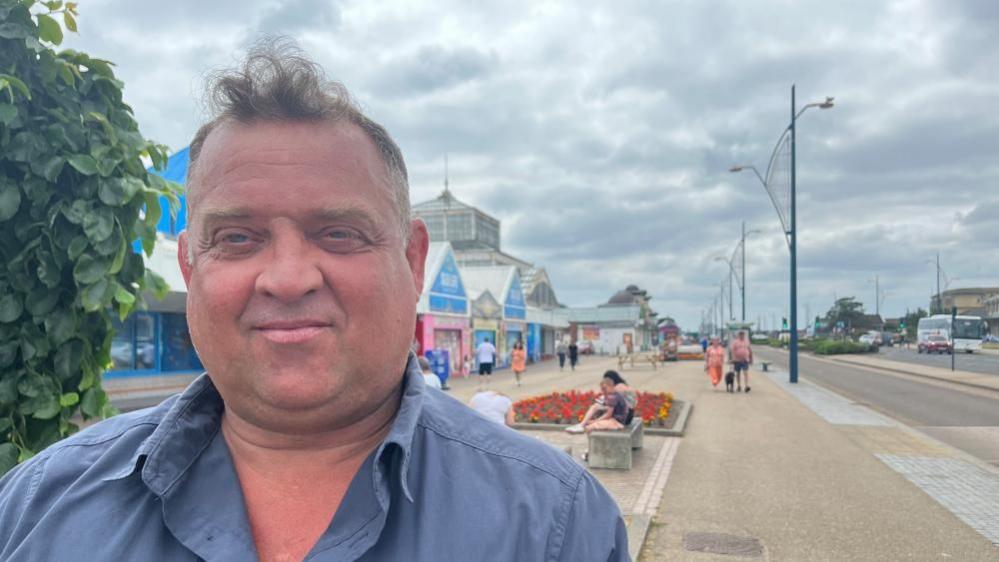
[717,222,763,324]
[730,85,834,384]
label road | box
[756,348,999,467]
[876,346,999,376]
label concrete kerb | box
[511,400,693,437]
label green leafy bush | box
[1,0,179,475]
[811,340,874,355]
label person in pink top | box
[704,337,726,388]
[729,331,754,392]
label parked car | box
[918,335,952,354]
[880,332,895,347]
[858,334,879,349]
[576,340,595,355]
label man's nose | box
[254,233,324,302]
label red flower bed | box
[513,390,674,427]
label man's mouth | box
[253,321,332,344]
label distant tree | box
[823,297,866,335]
[0,0,179,475]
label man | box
[418,356,442,390]
[475,337,497,386]
[555,339,568,371]
[469,389,515,427]
[729,330,754,393]
[0,41,628,561]
[568,340,579,371]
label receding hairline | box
[185,118,399,219]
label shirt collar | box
[373,353,425,503]
[107,356,427,502]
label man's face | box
[178,120,428,431]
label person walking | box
[568,340,579,371]
[555,340,568,371]
[510,341,527,387]
[704,337,725,389]
[475,337,497,387]
[729,330,753,393]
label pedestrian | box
[704,336,725,388]
[469,390,515,427]
[418,356,442,390]
[0,40,628,561]
[476,337,497,387]
[569,340,579,371]
[511,340,527,387]
[729,330,753,393]
[556,339,568,371]
[700,336,708,352]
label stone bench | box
[587,419,644,470]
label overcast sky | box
[63,0,999,330]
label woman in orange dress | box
[704,337,725,388]
[511,341,527,387]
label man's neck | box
[221,385,403,562]
[221,384,402,477]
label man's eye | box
[221,233,251,244]
[319,228,368,252]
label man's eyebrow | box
[196,206,384,229]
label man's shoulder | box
[0,395,176,496]
[417,390,583,488]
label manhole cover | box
[683,532,763,557]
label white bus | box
[917,315,987,353]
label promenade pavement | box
[639,354,999,560]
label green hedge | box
[811,340,874,355]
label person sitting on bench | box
[565,372,633,433]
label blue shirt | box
[0,358,629,561]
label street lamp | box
[716,223,763,324]
[730,86,834,384]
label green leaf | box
[31,393,61,419]
[59,392,79,407]
[17,374,46,398]
[61,200,90,225]
[44,309,76,346]
[37,253,62,288]
[67,235,88,260]
[0,294,24,323]
[25,289,59,317]
[0,103,17,126]
[62,11,76,32]
[36,14,62,45]
[39,155,65,182]
[80,387,104,418]
[54,339,84,380]
[0,417,12,435]
[0,443,18,476]
[80,278,109,311]
[73,254,109,284]
[98,177,141,206]
[83,206,113,242]
[108,237,127,274]
[0,341,18,369]
[113,282,136,305]
[67,154,98,175]
[0,74,31,100]
[0,184,21,221]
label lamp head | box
[819,96,834,109]
[729,165,745,173]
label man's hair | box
[186,37,410,242]
[418,356,432,372]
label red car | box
[918,335,952,354]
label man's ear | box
[405,219,430,298]
[178,231,193,287]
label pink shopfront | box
[415,243,471,377]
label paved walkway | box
[639,358,999,560]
